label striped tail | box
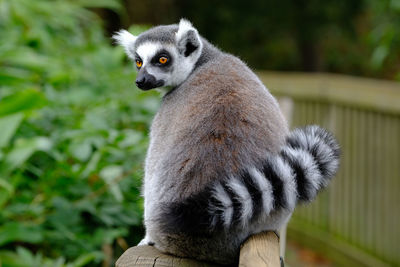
[160,125,340,235]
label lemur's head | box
[113,19,203,91]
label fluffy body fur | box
[114,19,340,265]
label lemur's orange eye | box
[159,57,168,64]
[136,60,142,68]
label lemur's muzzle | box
[136,69,164,90]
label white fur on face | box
[135,41,201,89]
[136,42,175,88]
[136,42,163,67]
[167,54,196,87]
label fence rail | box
[258,71,400,267]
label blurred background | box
[0,0,399,266]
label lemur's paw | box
[137,236,155,246]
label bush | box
[0,0,157,266]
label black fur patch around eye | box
[151,49,173,67]
[134,53,142,62]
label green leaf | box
[0,112,24,148]
[68,141,92,162]
[15,246,38,265]
[0,67,36,86]
[80,150,102,178]
[44,257,66,267]
[0,250,29,267]
[0,249,69,267]
[390,0,400,11]
[0,178,14,193]
[0,178,14,208]
[73,0,121,10]
[67,251,102,267]
[0,222,43,246]
[370,45,389,69]
[118,130,142,148]
[2,137,52,173]
[93,228,127,245]
[100,165,124,202]
[2,48,51,72]
[0,89,47,116]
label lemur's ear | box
[112,30,137,59]
[176,19,202,57]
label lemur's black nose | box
[135,70,164,90]
[136,77,145,88]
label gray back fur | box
[141,24,289,263]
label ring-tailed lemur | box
[113,19,340,265]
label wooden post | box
[115,231,280,267]
[238,232,280,267]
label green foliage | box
[367,0,400,78]
[0,0,158,266]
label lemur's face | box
[113,19,203,91]
[133,43,181,90]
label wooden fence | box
[258,71,400,267]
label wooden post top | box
[115,232,280,267]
